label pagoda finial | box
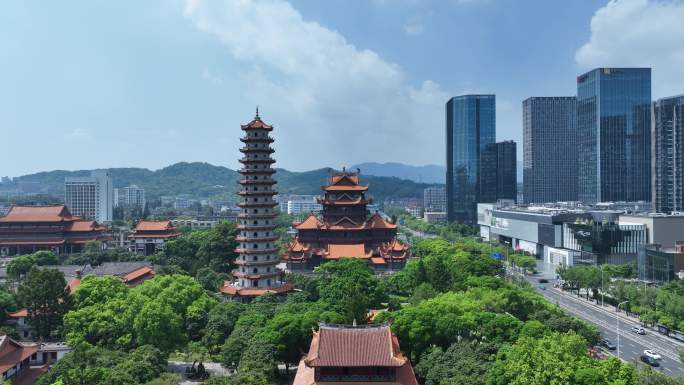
[255,105,260,120]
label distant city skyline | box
[3,0,684,176]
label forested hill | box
[12,162,437,202]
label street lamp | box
[616,300,629,360]
[600,265,605,307]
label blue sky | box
[2,0,684,177]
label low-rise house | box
[0,334,39,383]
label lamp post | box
[616,300,629,360]
[600,265,605,307]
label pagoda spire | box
[255,105,260,120]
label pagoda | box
[283,169,410,271]
[220,109,292,300]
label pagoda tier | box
[222,110,291,300]
[283,169,410,272]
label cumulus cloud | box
[576,0,684,98]
[184,0,448,169]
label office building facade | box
[446,95,496,224]
[652,95,684,213]
[523,97,577,203]
[577,68,651,203]
[423,186,446,212]
[495,140,517,201]
[64,171,113,222]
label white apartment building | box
[64,171,113,222]
[423,187,446,212]
[287,199,322,215]
[114,185,146,209]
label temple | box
[0,205,110,257]
[292,323,418,385]
[220,110,292,300]
[128,220,182,256]
[283,169,410,271]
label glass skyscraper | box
[652,95,684,213]
[446,95,495,224]
[523,97,577,203]
[495,140,517,201]
[577,68,651,203]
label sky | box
[2,0,684,177]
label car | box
[631,326,646,335]
[640,355,660,367]
[600,339,616,350]
[538,278,549,283]
[643,350,662,360]
[538,284,546,290]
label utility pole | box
[617,300,629,360]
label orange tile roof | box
[0,205,71,223]
[219,281,293,296]
[327,243,368,259]
[67,278,81,295]
[134,220,175,232]
[305,324,406,368]
[7,309,27,318]
[241,116,273,130]
[366,213,398,229]
[370,257,387,265]
[66,220,105,232]
[122,266,155,284]
[323,185,368,192]
[294,214,323,230]
[0,240,65,246]
[0,336,40,374]
[330,173,360,185]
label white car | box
[643,350,662,360]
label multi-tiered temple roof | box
[0,205,110,256]
[220,110,292,299]
[284,169,410,271]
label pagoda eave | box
[236,235,280,242]
[237,202,278,208]
[232,271,282,280]
[239,179,277,185]
[239,158,276,164]
[235,247,279,254]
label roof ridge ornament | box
[254,105,260,120]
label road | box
[526,267,684,376]
[401,225,684,376]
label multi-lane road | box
[527,267,684,376]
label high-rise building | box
[423,186,446,212]
[652,95,684,213]
[220,111,291,300]
[446,94,496,224]
[495,140,517,201]
[64,171,113,222]
[523,97,577,203]
[577,68,651,203]
[114,185,146,209]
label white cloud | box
[202,68,224,85]
[403,18,424,36]
[576,0,684,98]
[184,0,448,168]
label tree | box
[416,341,498,385]
[32,250,59,266]
[18,267,69,340]
[72,275,128,309]
[6,255,35,279]
[221,313,267,369]
[202,301,245,353]
[316,258,386,323]
[0,288,17,324]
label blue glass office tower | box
[523,97,577,203]
[446,95,495,223]
[577,68,651,203]
[652,95,684,213]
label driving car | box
[631,326,646,335]
[538,278,549,283]
[640,355,660,367]
[643,350,662,360]
[600,339,616,350]
[538,284,546,290]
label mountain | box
[12,162,437,203]
[352,162,445,184]
[352,161,524,184]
